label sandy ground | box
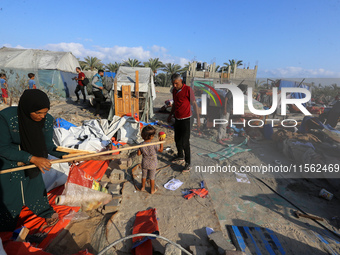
[1,87,339,254]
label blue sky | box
[1,0,340,78]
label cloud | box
[42,42,188,66]
[259,66,340,78]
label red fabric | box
[68,164,94,188]
[0,186,81,254]
[132,208,159,255]
[75,160,109,181]
[172,84,196,119]
[78,72,85,86]
[1,88,8,98]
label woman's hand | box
[30,156,51,174]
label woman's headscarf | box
[18,89,50,178]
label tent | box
[108,66,156,122]
[277,79,311,105]
[0,47,80,98]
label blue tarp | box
[279,80,311,106]
[104,72,116,78]
[54,118,76,130]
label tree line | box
[78,57,244,87]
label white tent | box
[108,66,156,122]
[0,47,79,98]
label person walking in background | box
[167,73,200,173]
[74,67,86,103]
[89,69,106,117]
[0,73,9,105]
[28,73,37,89]
[137,125,164,194]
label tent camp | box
[0,47,80,98]
[108,66,156,122]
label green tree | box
[82,56,103,71]
[105,62,121,73]
[255,79,265,89]
[223,59,243,73]
[143,58,164,75]
[215,65,221,72]
[155,73,171,87]
[123,58,141,67]
[162,63,183,75]
[181,62,192,73]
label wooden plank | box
[0,141,165,174]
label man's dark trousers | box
[75,85,86,101]
[93,91,105,115]
[174,117,192,164]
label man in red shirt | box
[74,67,86,103]
[167,73,200,172]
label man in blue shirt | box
[90,70,105,117]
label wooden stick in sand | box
[0,141,165,175]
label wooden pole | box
[0,141,165,175]
[114,76,118,116]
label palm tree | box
[155,73,171,87]
[82,56,103,71]
[181,62,192,73]
[143,58,164,75]
[105,62,121,73]
[123,58,141,67]
[223,59,243,73]
[162,63,183,75]
[255,79,265,89]
[215,65,221,72]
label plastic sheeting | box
[115,66,156,98]
[0,47,79,98]
[0,47,79,72]
[53,117,142,151]
[42,155,70,192]
[108,67,156,122]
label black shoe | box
[171,156,185,164]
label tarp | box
[0,47,79,98]
[108,67,156,122]
[0,186,81,253]
[132,208,159,255]
[278,80,311,105]
[0,47,79,72]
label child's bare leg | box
[141,178,146,191]
[150,180,157,194]
[3,98,7,104]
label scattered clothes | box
[163,179,183,191]
[183,188,209,200]
[132,208,159,255]
[198,138,250,161]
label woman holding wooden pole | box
[0,89,66,231]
